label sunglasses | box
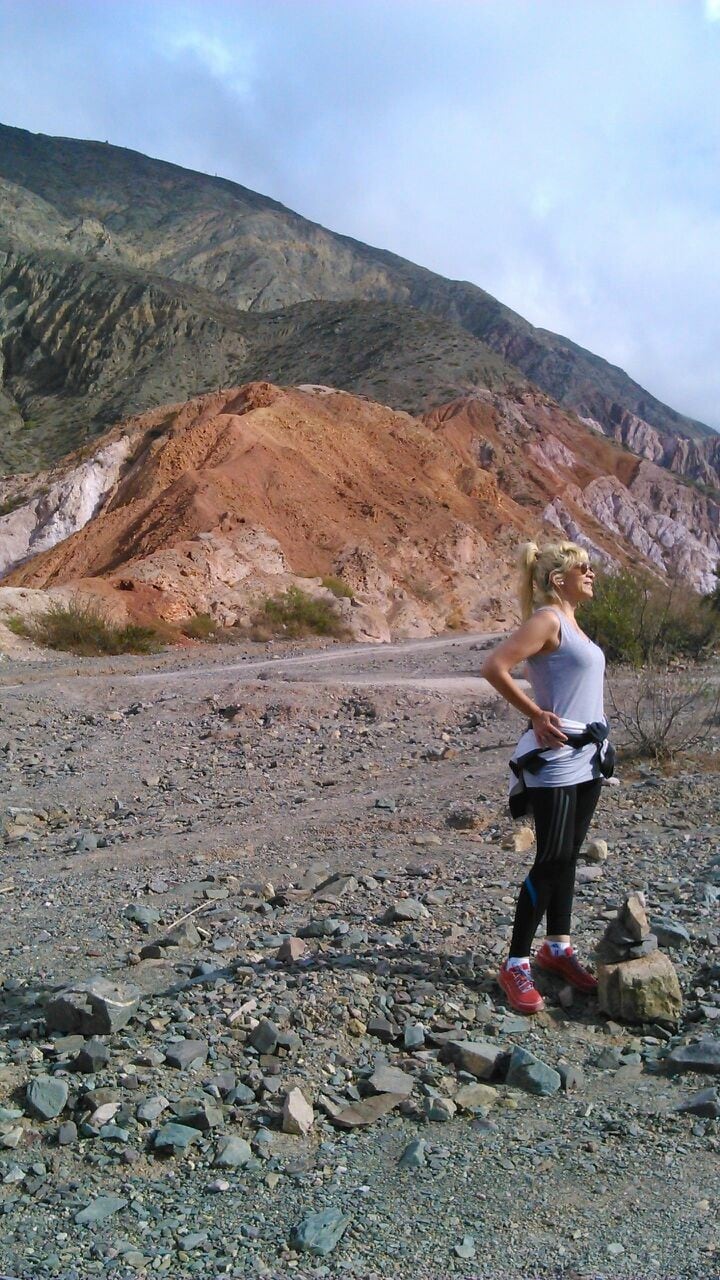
[574,562,595,574]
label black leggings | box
[509,778,602,956]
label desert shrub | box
[408,576,442,605]
[582,568,720,665]
[445,606,465,630]
[253,586,349,639]
[0,494,26,518]
[180,613,219,640]
[608,664,720,763]
[321,575,353,599]
[9,599,163,656]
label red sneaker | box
[534,942,597,993]
[498,961,545,1014]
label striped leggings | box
[509,778,602,956]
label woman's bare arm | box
[480,612,568,747]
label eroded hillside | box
[2,383,717,651]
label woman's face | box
[563,557,595,603]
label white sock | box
[547,941,572,956]
[506,955,530,969]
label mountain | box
[2,382,718,653]
[0,244,521,472]
[1,122,719,488]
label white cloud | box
[166,32,234,78]
[0,0,718,427]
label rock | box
[249,1018,279,1054]
[442,1040,504,1079]
[506,1046,561,1096]
[153,1122,202,1153]
[72,1037,109,1073]
[597,951,683,1023]
[367,1015,397,1043]
[403,1023,425,1050]
[57,1120,77,1145]
[277,937,309,963]
[651,918,691,948]
[173,1099,223,1131]
[626,936,659,960]
[123,903,160,930]
[675,1087,720,1117]
[163,920,201,947]
[576,865,603,884]
[282,1087,314,1135]
[87,1101,120,1127]
[26,1075,69,1120]
[454,1236,476,1260]
[446,807,479,830]
[313,874,358,902]
[559,1064,585,1094]
[290,1207,350,1256]
[399,1137,427,1168]
[513,826,534,853]
[45,976,141,1035]
[624,892,650,942]
[666,1037,720,1075]
[368,1063,415,1097]
[0,1127,24,1150]
[136,1096,170,1124]
[214,1135,253,1167]
[164,1040,209,1070]
[455,1083,497,1111]
[332,1093,404,1128]
[422,1095,456,1122]
[383,898,429,923]
[74,1194,128,1226]
[582,838,609,863]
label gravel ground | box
[0,636,718,1280]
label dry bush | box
[608,663,720,763]
[180,613,220,640]
[8,598,163,656]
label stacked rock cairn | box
[595,891,683,1024]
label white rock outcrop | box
[0,437,132,577]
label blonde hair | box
[518,540,588,620]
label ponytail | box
[517,541,539,621]
[516,539,587,619]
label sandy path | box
[0,630,498,698]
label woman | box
[481,540,610,1015]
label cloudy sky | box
[2,0,719,427]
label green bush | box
[254,586,349,639]
[321,575,353,599]
[582,568,720,665]
[9,599,164,656]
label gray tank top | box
[521,606,606,787]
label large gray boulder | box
[45,976,141,1035]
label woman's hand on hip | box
[531,710,568,748]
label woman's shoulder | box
[523,607,562,653]
[530,606,563,635]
